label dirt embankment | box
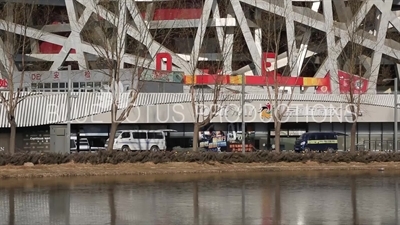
[0,161,399,179]
[1,151,400,179]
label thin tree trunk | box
[350,122,357,152]
[192,123,200,151]
[274,121,281,152]
[9,121,16,154]
[107,122,118,151]
[107,103,119,151]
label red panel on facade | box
[195,75,229,84]
[142,9,203,20]
[39,42,76,54]
[338,70,369,94]
[314,73,332,94]
[39,21,76,54]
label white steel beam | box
[210,0,233,73]
[125,0,197,73]
[283,0,298,77]
[254,9,262,57]
[231,0,261,75]
[147,18,238,29]
[313,1,373,81]
[188,0,214,72]
[367,1,392,93]
[117,0,128,69]
[332,0,352,22]
[76,0,195,73]
[0,37,13,78]
[49,0,90,71]
[294,30,311,76]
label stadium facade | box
[1,0,400,151]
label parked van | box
[105,130,167,151]
[294,132,338,152]
[70,136,91,151]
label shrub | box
[1,151,400,166]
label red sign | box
[315,71,369,94]
[315,72,332,94]
[262,52,276,76]
[53,71,60,80]
[84,71,91,80]
[337,70,369,94]
[0,79,7,88]
[31,73,41,81]
[156,52,172,71]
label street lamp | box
[231,74,246,154]
[241,75,245,154]
[383,78,398,151]
[58,65,72,153]
[395,181,399,225]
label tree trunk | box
[350,121,357,152]
[274,121,281,152]
[107,122,118,151]
[9,121,16,154]
[192,123,200,152]
[107,103,119,151]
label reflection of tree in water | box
[8,189,15,225]
[261,180,273,225]
[108,185,116,225]
[192,181,218,225]
[351,176,359,225]
[273,178,281,225]
[193,181,199,225]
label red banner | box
[338,70,369,94]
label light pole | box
[58,65,72,153]
[384,78,398,151]
[241,75,246,154]
[395,181,398,225]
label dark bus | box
[294,132,338,152]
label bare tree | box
[0,2,52,154]
[333,2,385,152]
[252,2,322,152]
[173,0,233,151]
[182,0,235,151]
[79,0,175,151]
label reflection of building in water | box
[49,189,70,225]
[0,177,399,224]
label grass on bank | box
[1,151,400,166]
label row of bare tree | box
[0,0,396,154]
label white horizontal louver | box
[0,92,396,128]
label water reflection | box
[0,171,400,225]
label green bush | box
[0,151,400,166]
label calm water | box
[0,171,399,225]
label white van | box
[105,130,166,151]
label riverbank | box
[1,151,400,179]
[1,161,400,179]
